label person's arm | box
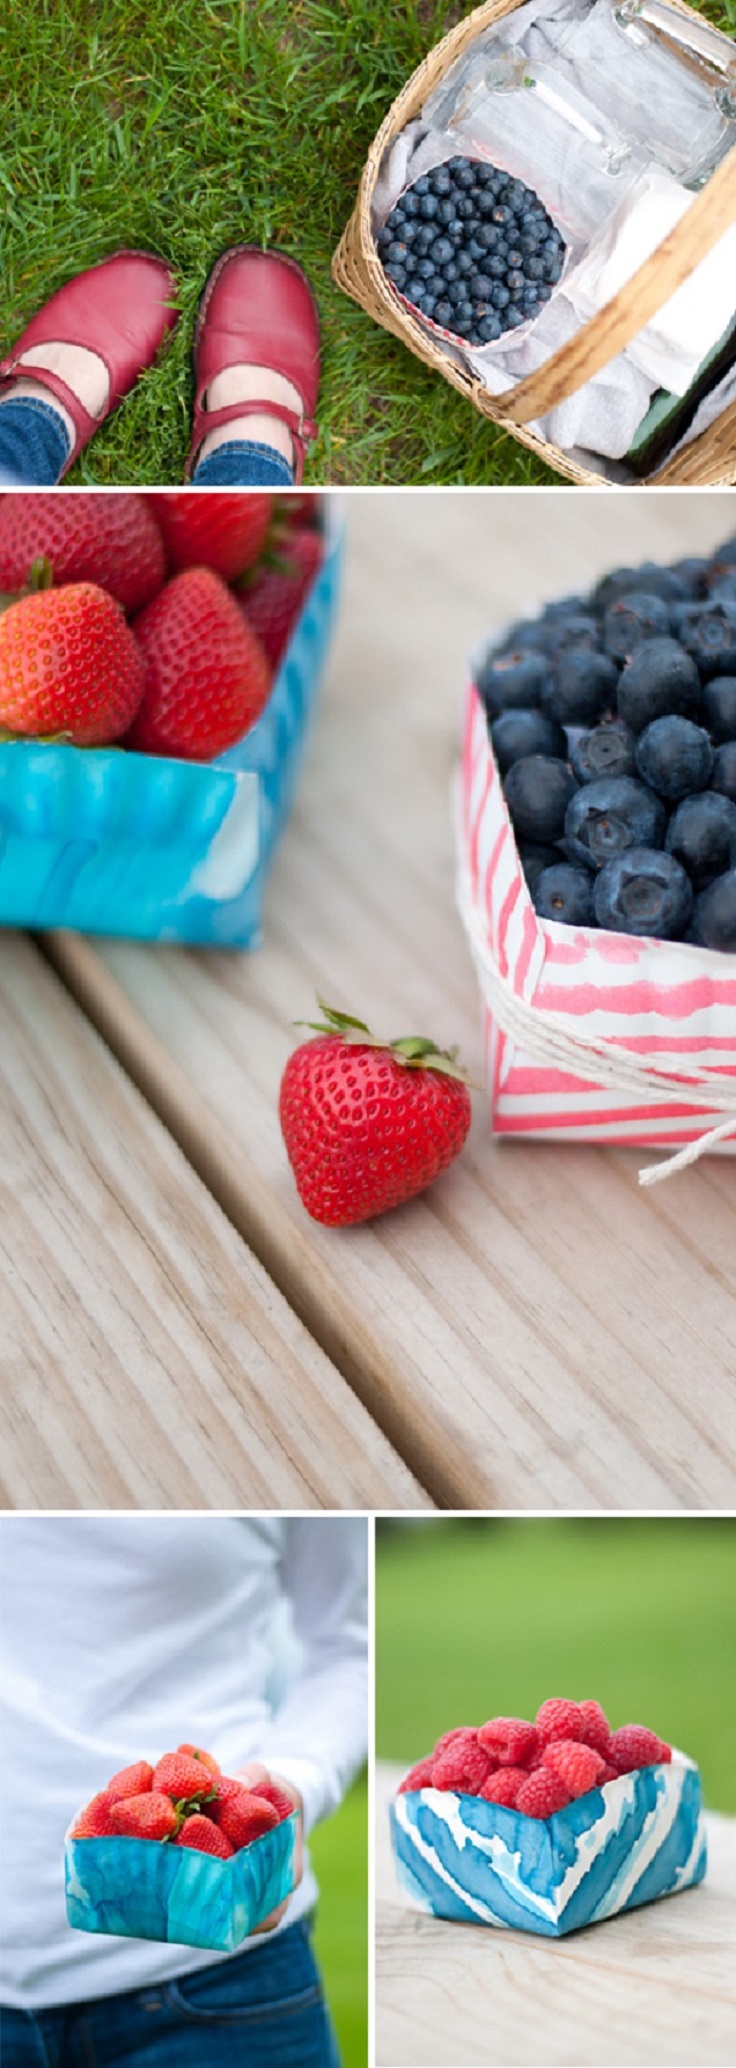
[248,1517,368,1835]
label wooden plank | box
[0,934,427,1509]
[47,492,736,1509]
[375,1762,736,2068]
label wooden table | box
[4,491,736,1508]
[375,1762,736,2067]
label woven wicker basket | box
[332,0,736,485]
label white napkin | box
[569,170,736,395]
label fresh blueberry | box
[692,870,736,950]
[665,791,736,886]
[491,285,510,309]
[454,164,476,189]
[532,862,595,925]
[505,307,525,328]
[541,649,618,727]
[507,271,525,295]
[492,206,513,227]
[503,755,578,843]
[418,194,439,220]
[635,716,714,801]
[680,600,736,678]
[617,637,700,731]
[571,719,637,784]
[455,302,475,332]
[671,556,709,600]
[475,649,551,713]
[540,611,599,657]
[473,273,494,297]
[457,195,476,220]
[430,236,455,267]
[434,300,454,327]
[402,192,421,218]
[432,168,452,197]
[702,676,736,741]
[518,841,564,891]
[564,777,666,870]
[476,314,502,343]
[491,707,567,771]
[603,591,672,660]
[710,743,736,804]
[593,848,693,940]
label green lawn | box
[310,1770,367,2068]
[3,0,732,486]
[376,1518,736,1811]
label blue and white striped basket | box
[65,1811,297,1952]
[0,511,343,947]
[390,1759,706,1937]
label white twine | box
[456,845,736,1186]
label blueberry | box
[402,192,421,218]
[603,591,671,660]
[386,265,406,290]
[476,649,552,713]
[491,285,510,309]
[455,251,475,276]
[386,240,409,264]
[476,314,502,343]
[454,164,476,189]
[434,300,454,327]
[541,649,618,727]
[429,236,454,267]
[617,637,700,732]
[413,175,431,194]
[419,194,439,220]
[571,719,637,784]
[503,755,577,843]
[505,307,525,329]
[680,600,736,678]
[593,847,693,940]
[492,206,513,227]
[506,271,525,295]
[468,236,487,261]
[526,257,547,279]
[635,716,714,801]
[453,301,473,332]
[414,258,437,282]
[457,195,476,219]
[702,676,736,741]
[473,273,494,298]
[533,862,595,926]
[710,743,736,804]
[672,556,709,600]
[541,611,599,657]
[518,840,563,891]
[594,562,683,610]
[665,791,736,886]
[564,777,666,870]
[432,168,452,197]
[692,870,736,950]
[491,707,567,771]
[487,257,507,279]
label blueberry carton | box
[0,508,342,948]
[65,1811,298,1952]
[390,1757,706,1936]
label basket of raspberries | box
[376,156,566,352]
[66,1744,298,1951]
[0,489,340,946]
[459,531,736,1154]
[391,1698,706,1936]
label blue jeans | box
[0,1919,341,2068]
[0,398,294,488]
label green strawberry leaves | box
[297,996,473,1084]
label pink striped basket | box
[458,681,736,1174]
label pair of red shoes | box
[0,247,320,481]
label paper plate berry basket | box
[65,1812,298,1953]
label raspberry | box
[106,1761,154,1802]
[516,1769,571,1819]
[432,1738,494,1795]
[606,1726,671,1774]
[176,1814,234,1858]
[599,1763,619,1785]
[477,1717,537,1766]
[479,1767,527,1808]
[70,1791,118,1838]
[432,1727,477,1756]
[542,1740,606,1798]
[577,1701,611,1754]
[535,1699,585,1745]
[397,1757,436,1794]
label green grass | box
[2,0,731,486]
[310,1771,367,2068]
[376,1518,736,1811]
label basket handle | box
[491,150,736,425]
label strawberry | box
[152,1752,218,1804]
[0,492,165,615]
[208,1779,279,1851]
[277,493,322,530]
[176,1743,220,1776]
[238,525,323,670]
[109,1791,179,1840]
[250,1781,296,1823]
[146,493,272,582]
[279,999,472,1227]
[106,1761,154,1801]
[70,1791,118,1838]
[175,1814,234,1858]
[128,567,271,760]
[0,582,146,746]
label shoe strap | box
[0,359,99,472]
[188,397,317,485]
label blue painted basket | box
[0,514,343,947]
[390,1761,706,1937]
[65,1811,297,1952]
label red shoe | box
[187,246,320,483]
[0,252,178,474]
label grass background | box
[376,1518,736,1811]
[2,0,733,486]
[310,1771,367,2068]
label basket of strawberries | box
[0,489,341,946]
[66,1744,298,1951]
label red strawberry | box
[605,1726,671,1773]
[478,1718,538,1767]
[128,567,272,760]
[146,493,272,581]
[106,1761,154,1801]
[152,1752,218,1804]
[0,493,165,615]
[279,1000,472,1227]
[176,1743,220,1776]
[250,1780,296,1823]
[109,1791,179,1840]
[70,1791,118,1838]
[397,1757,437,1795]
[175,1814,234,1858]
[0,582,146,745]
[516,1770,571,1820]
[479,1767,528,1809]
[277,493,322,530]
[209,1779,279,1851]
[542,1739,606,1798]
[239,526,323,670]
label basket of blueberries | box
[374,157,566,352]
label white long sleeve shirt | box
[0,1515,368,2009]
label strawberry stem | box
[295,998,471,1084]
